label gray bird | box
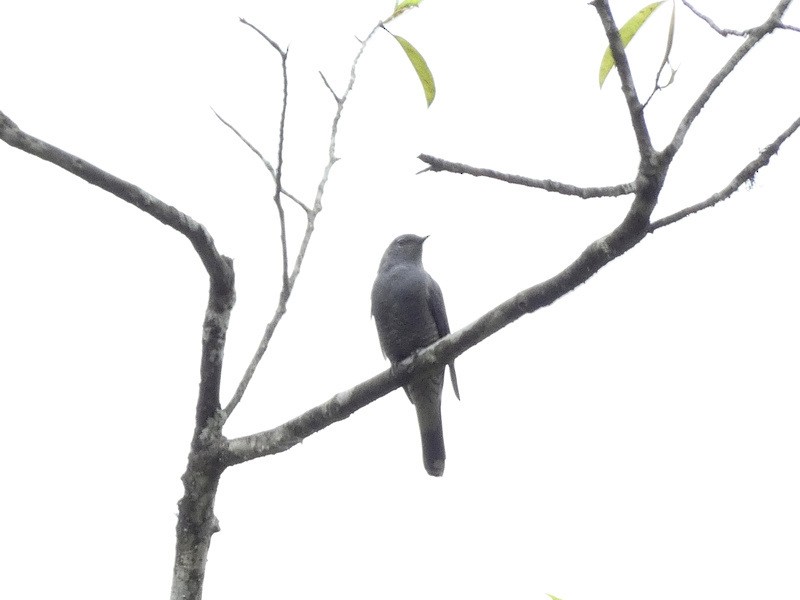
[371,234,460,477]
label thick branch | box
[667,0,793,158]
[224,111,800,462]
[224,181,664,464]
[0,111,233,293]
[651,115,800,231]
[417,153,637,198]
[0,109,235,433]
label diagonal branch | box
[212,108,310,212]
[222,22,385,420]
[222,168,663,464]
[212,107,277,179]
[417,153,637,198]
[666,0,793,159]
[225,114,800,466]
[650,115,800,232]
[0,109,235,439]
[0,111,232,290]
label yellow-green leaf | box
[599,1,666,88]
[546,595,563,600]
[385,0,423,24]
[392,34,436,106]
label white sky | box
[2,1,799,599]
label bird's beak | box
[421,235,430,243]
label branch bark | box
[0,107,236,600]
[417,153,637,198]
[666,0,793,160]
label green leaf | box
[599,1,666,88]
[391,33,436,106]
[385,0,424,24]
[546,595,563,600]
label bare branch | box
[590,0,654,158]
[274,47,291,291]
[237,19,293,294]
[239,17,292,293]
[667,0,793,159]
[225,115,800,465]
[0,109,235,442]
[650,115,800,232]
[681,1,752,36]
[0,111,232,290]
[319,71,342,104]
[239,18,287,58]
[212,107,277,178]
[212,108,310,213]
[282,189,310,213]
[223,22,384,420]
[417,154,636,198]
[223,174,664,463]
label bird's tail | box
[408,369,446,477]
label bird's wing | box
[427,277,450,338]
[427,276,461,400]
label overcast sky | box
[2,1,799,600]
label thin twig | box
[319,72,341,103]
[223,22,384,420]
[241,19,291,290]
[239,18,287,57]
[212,107,277,178]
[212,108,310,212]
[650,115,800,231]
[680,1,752,36]
[417,154,636,198]
[274,50,291,290]
[282,189,310,213]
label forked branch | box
[222,21,385,420]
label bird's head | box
[381,233,428,268]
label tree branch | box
[212,106,277,178]
[0,111,233,291]
[222,22,384,420]
[590,0,654,158]
[240,19,291,293]
[650,115,800,232]
[211,108,309,212]
[681,1,752,36]
[0,109,236,435]
[225,114,800,465]
[223,177,659,463]
[417,153,637,198]
[666,0,793,159]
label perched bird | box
[371,234,460,477]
